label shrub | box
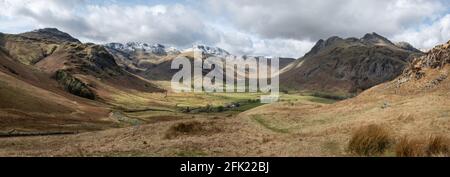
[311,92,351,100]
[195,104,229,113]
[216,106,225,112]
[181,107,191,113]
[165,121,203,139]
[348,124,392,156]
[164,121,221,139]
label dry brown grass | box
[164,121,222,139]
[395,136,426,157]
[348,124,392,156]
[395,135,449,157]
[426,135,449,156]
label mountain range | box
[0,28,448,157]
[0,28,423,130]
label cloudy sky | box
[0,0,449,58]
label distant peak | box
[362,32,382,39]
[361,32,393,45]
[188,44,231,57]
[304,39,326,57]
[104,42,180,56]
[326,36,342,41]
[303,36,345,57]
[316,39,325,44]
[20,28,80,43]
[395,42,422,53]
[35,28,61,32]
[324,36,344,46]
[153,43,165,48]
[302,33,412,58]
[31,28,71,37]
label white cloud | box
[0,0,92,38]
[0,0,220,47]
[208,0,447,41]
[216,30,314,57]
[0,0,449,57]
[393,14,450,51]
[251,39,314,58]
[81,4,220,46]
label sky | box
[0,0,449,58]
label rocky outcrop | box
[57,43,124,78]
[54,70,96,100]
[410,41,450,70]
[399,41,450,82]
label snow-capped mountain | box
[184,44,231,57]
[104,42,180,56]
[105,42,232,58]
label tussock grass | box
[395,135,449,157]
[426,135,449,156]
[164,121,222,139]
[348,124,392,156]
[395,136,426,157]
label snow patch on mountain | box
[183,44,231,57]
[104,42,180,55]
[105,42,248,58]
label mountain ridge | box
[281,33,423,95]
[19,28,81,43]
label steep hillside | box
[0,28,166,133]
[280,33,423,96]
[1,29,163,101]
[36,42,163,98]
[0,49,115,133]
[278,58,296,69]
[0,32,59,65]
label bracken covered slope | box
[0,28,164,133]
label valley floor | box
[1,84,448,157]
[0,92,341,157]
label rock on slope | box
[390,40,450,93]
